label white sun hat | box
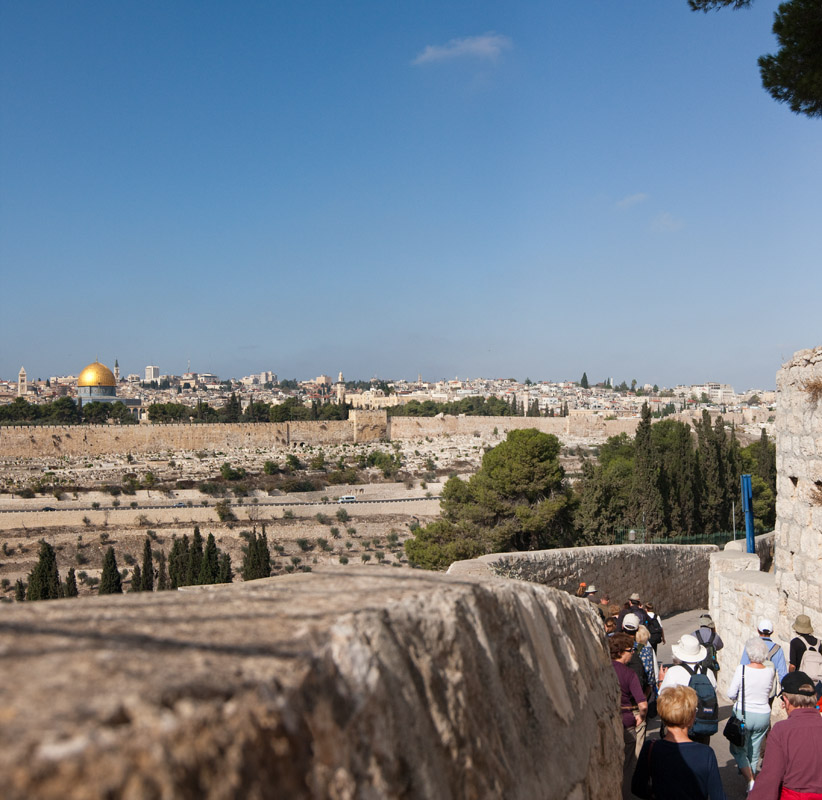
[671,634,707,664]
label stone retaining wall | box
[0,568,622,800]
[448,543,719,616]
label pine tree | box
[580,372,589,389]
[187,527,204,585]
[156,550,169,591]
[130,563,142,592]
[629,403,666,536]
[64,567,79,597]
[99,546,123,594]
[15,579,26,601]
[242,530,271,581]
[26,540,61,601]
[198,533,219,585]
[141,537,154,592]
[168,535,190,588]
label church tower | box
[114,359,120,382]
[17,367,27,398]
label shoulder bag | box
[723,666,746,747]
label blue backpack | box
[681,663,719,736]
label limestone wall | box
[708,345,822,696]
[773,346,822,640]
[388,414,640,442]
[448,543,719,616]
[0,567,622,800]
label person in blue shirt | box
[740,617,788,681]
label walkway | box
[648,607,747,800]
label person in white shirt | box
[726,636,776,792]
[659,634,718,692]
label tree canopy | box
[405,429,575,568]
[689,0,822,118]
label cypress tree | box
[141,537,154,592]
[580,372,589,389]
[130,563,142,592]
[26,540,61,600]
[629,403,665,536]
[15,579,26,601]
[168,535,190,588]
[187,527,204,586]
[198,533,219,585]
[64,567,79,597]
[242,532,261,581]
[156,550,169,591]
[99,546,123,594]
[218,552,233,583]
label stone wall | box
[448,543,719,616]
[0,567,622,800]
[709,345,822,696]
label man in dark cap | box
[748,671,822,798]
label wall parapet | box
[449,543,719,616]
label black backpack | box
[628,646,649,692]
[697,630,720,673]
[681,663,719,736]
[646,615,663,647]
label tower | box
[17,367,27,398]
[336,372,346,405]
[114,359,120,382]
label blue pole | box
[741,474,755,554]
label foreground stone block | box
[0,568,621,799]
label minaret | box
[336,372,346,404]
[114,359,120,382]
[17,367,27,397]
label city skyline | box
[2,2,819,390]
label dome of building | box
[78,361,117,388]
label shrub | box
[91,501,100,510]
[339,555,349,565]
[215,500,235,522]
[346,526,357,536]
[375,551,385,563]
[317,538,331,551]
[296,538,311,552]
[283,509,295,519]
[263,460,280,475]
[335,508,350,523]
[329,526,340,539]
[361,554,372,563]
[315,513,331,525]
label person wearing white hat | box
[659,634,717,692]
[741,617,788,682]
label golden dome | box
[78,361,116,387]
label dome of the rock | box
[78,361,117,388]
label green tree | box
[689,0,822,118]
[168,535,190,589]
[405,429,575,569]
[99,546,123,594]
[629,403,666,535]
[198,533,219,584]
[218,552,233,583]
[141,537,154,592]
[64,567,79,597]
[15,579,26,601]
[241,529,271,581]
[221,393,242,422]
[130,563,143,592]
[580,372,589,389]
[82,401,112,424]
[26,540,61,600]
[186,526,204,585]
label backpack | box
[764,643,781,700]
[681,663,719,736]
[697,630,720,674]
[646,615,663,648]
[798,635,822,683]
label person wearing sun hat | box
[660,634,717,692]
[741,617,788,681]
[789,614,821,681]
[748,671,822,799]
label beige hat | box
[629,592,641,602]
[672,634,707,665]
[793,614,814,635]
[622,613,641,632]
[585,584,598,594]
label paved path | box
[647,607,747,800]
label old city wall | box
[1,568,622,800]
[388,414,640,440]
[448,543,718,615]
[0,410,389,459]
[709,346,822,695]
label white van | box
[338,495,356,503]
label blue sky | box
[1,1,819,390]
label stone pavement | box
[647,607,748,800]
